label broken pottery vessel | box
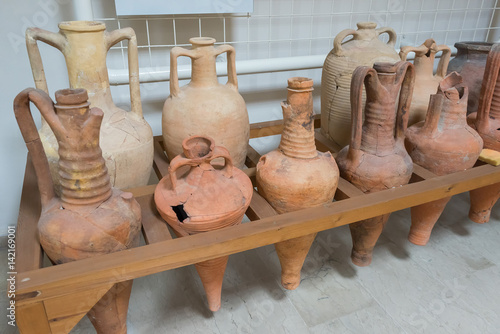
[336,61,415,266]
[163,37,249,168]
[256,77,339,290]
[400,38,451,126]
[26,21,154,191]
[321,22,400,148]
[467,43,500,223]
[154,135,253,311]
[14,88,142,334]
[448,42,493,115]
[405,73,483,245]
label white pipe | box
[72,0,94,21]
[108,47,456,86]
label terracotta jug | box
[448,42,493,115]
[26,21,154,191]
[467,43,500,223]
[321,22,400,148]
[405,73,483,245]
[400,38,451,126]
[154,135,253,311]
[163,37,249,168]
[13,88,142,334]
[336,62,414,266]
[256,77,339,289]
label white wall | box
[0,0,498,239]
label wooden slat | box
[153,137,170,180]
[250,114,321,139]
[137,194,173,244]
[17,155,43,273]
[246,190,277,221]
[411,163,438,183]
[314,129,342,154]
[15,163,500,305]
[245,145,262,168]
[16,302,52,334]
[44,283,113,333]
[335,177,365,200]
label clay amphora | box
[336,61,415,266]
[467,43,500,224]
[405,73,483,245]
[321,22,400,148]
[163,37,249,168]
[13,88,142,334]
[26,21,154,191]
[256,77,339,290]
[400,39,451,126]
[154,135,253,311]
[448,42,493,115]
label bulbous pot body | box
[154,135,253,311]
[162,37,249,168]
[448,41,493,115]
[400,39,451,126]
[467,43,500,223]
[321,22,400,148]
[336,62,415,266]
[405,73,483,245]
[257,77,339,290]
[13,88,142,334]
[26,21,154,191]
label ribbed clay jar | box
[467,43,500,224]
[13,88,142,334]
[162,37,249,168]
[336,62,415,266]
[405,72,483,245]
[448,42,493,115]
[257,77,339,290]
[400,38,451,126]
[321,22,400,148]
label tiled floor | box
[2,191,499,333]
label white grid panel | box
[91,0,499,72]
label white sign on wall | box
[115,0,253,16]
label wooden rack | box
[14,117,500,333]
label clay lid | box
[154,136,253,234]
[454,42,493,52]
[55,88,88,105]
[190,37,216,46]
[59,21,106,32]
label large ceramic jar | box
[448,42,493,115]
[405,73,483,245]
[321,22,400,148]
[26,21,154,191]
[336,61,415,266]
[257,77,339,290]
[14,88,142,334]
[467,43,500,224]
[400,38,451,126]
[154,135,253,311]
[163,37,249,168]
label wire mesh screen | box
[91,0,499,71]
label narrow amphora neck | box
[54,89,112,205]
[59,21,114,107]
[279,77,317,159]
[190,37,219,87]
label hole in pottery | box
[425,49,431,57]
[172,204,189,222]
[497,128,500,130]
[457,86,465,99]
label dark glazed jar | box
[447,42,493,115]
